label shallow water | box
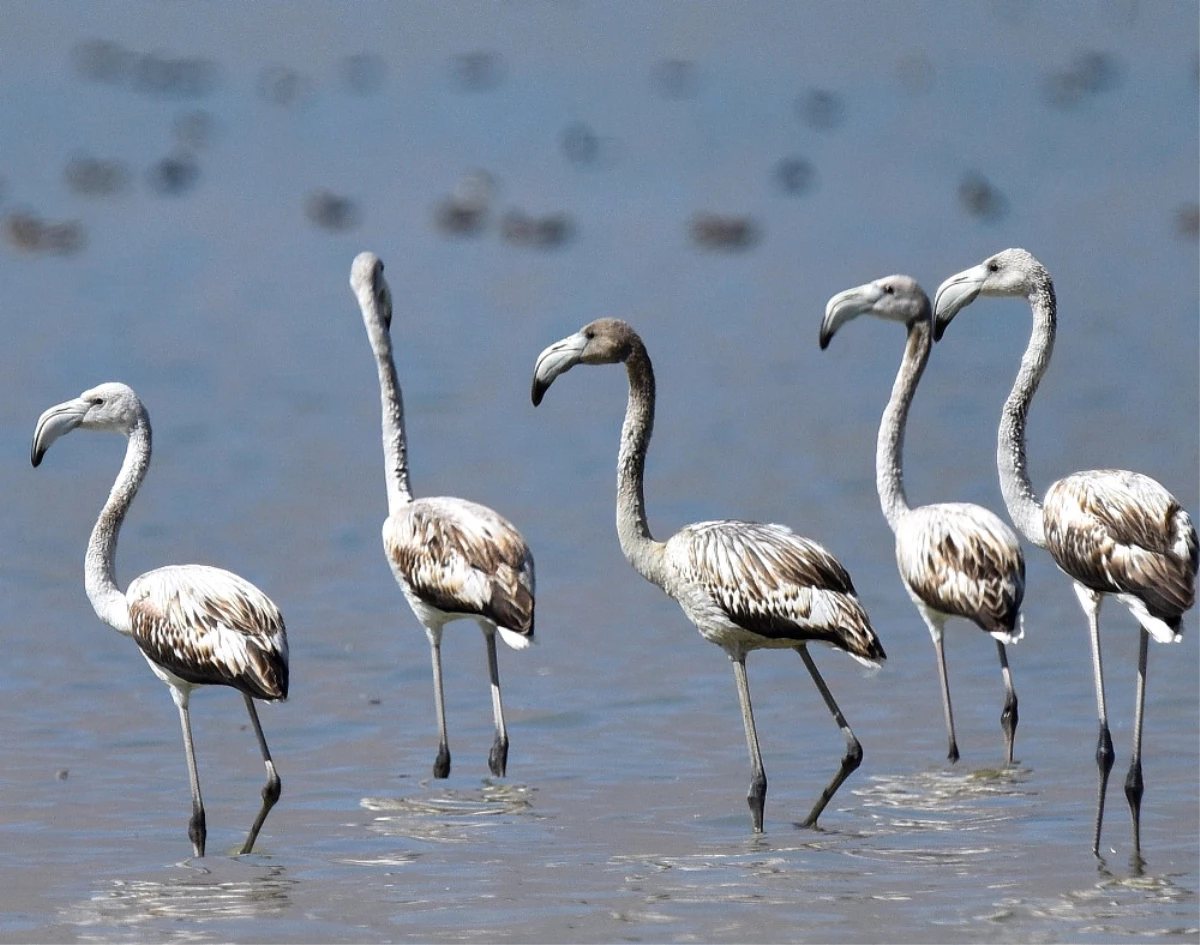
[0,3,1196,942]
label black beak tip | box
[531,381,546,407]
[818,331,831,351]
[932,320,946,343]
[31,448,43,468]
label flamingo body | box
[31,381,286,857]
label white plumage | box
[663,520,881,662]
[533,317,883,833]
[822,275,1026,766]
[383,495,535,654]
[934,247,1198,858]
[128,565,288,698]
[1044,470,1195,645]
[31,382,287,858]
[350,251,535,780]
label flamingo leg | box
[240,694,281,855]
[482,624,509,778]
[1076,584,1115,856]
[429,635,451,779]
[730,652,766,832]
[1125,626,1149,860]
[172,689,206,857]
[920,609,960,764]
[797,646,863,828]
[996,640,1019,766]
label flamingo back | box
[127,565,289,700]
[384,495,535,646]
[895,502,1025,642]
[664,520,885,665]
[1044,470,1197,635]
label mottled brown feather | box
[897,504,1025,637]
[385,496,535,637]
[1045,471,1197,626]
[128,565,289,701]
[673,521,884,662]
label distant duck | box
[500,208,574,248]
[433,169,495,237]
[688,213,758,250]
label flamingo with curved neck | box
[821,274,1025,766]
[32,382,288,857]
[533,317,884,832]
[935,247,1198,859]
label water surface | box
[0,3,1196,942]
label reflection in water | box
[822,767,1041,871]
[614,848,800,912]
[65,863,294,939]
[987,867,1199,937]
[853,766,1035,835]
[361,781,537,844]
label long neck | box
[616,342,668,587]
[86,416,151,635]
[998,277,1055,548]
[370,324,413,513]
[877,319,929,531]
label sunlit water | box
[0,3,1196,942]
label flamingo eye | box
[883,284,894,294]
[584,328,595,340]
[987,261,999,273]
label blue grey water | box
[0,2,1196,942]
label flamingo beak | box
[32,398,88,467]
[819,283,884,349]
[531,332,589,406]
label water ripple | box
[63,863,294,939]
[360,781,538,843]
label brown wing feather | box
[897,504,1025,637]
[385,496,535,637]
[1046,471,1197,624]
[676,521,884,662]
[128,565,289,700]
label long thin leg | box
[1125,627,1150,859]
[996,641,1018,766]
[797,646,863,828]
[730,652,766,832]
[240,694,281,855]
[1076,584,1114,857]
[173,692,206,857]
[483,625,509,778]
[430,637,451,778]
[924,614,960,764]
